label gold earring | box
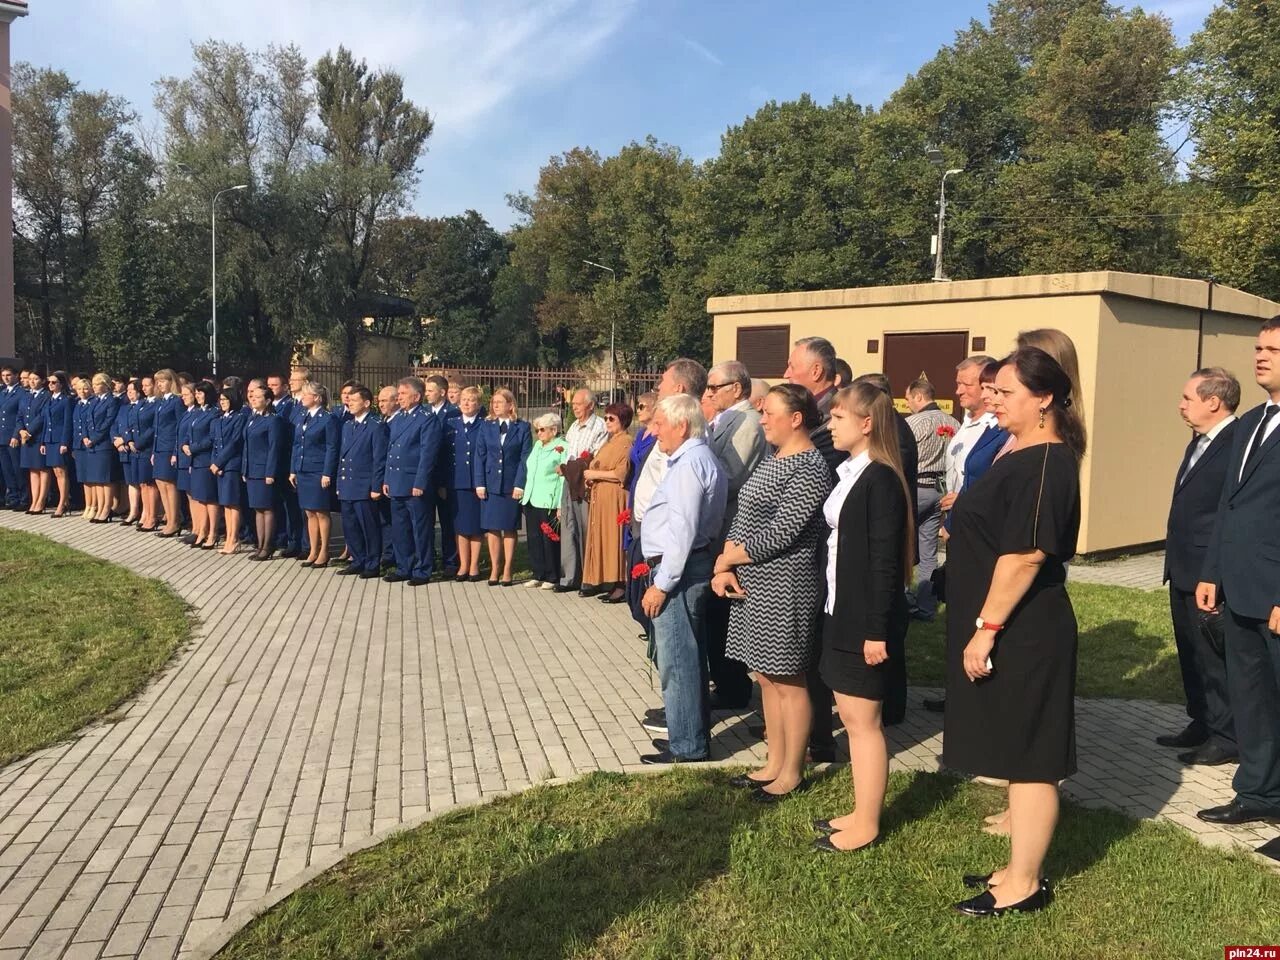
[1038,408,1046,428]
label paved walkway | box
[0,516,1267,959]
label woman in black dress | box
[811,382,912,852]
[943,347,1085,917]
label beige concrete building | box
[709,271,1277,555]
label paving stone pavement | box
[1068,551,1166,590]
[0,516,1269,959]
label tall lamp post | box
[583,259,616,399]
[210,184,248,378]
[926,147,963,282]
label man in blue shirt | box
[639,393,727,764]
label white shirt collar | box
[306,406,320,418]
[836,449,872,481]
[354,412,369,423]
[462,415,476,425]
[1201,414,1236,442]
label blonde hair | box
[488,387,517,419]
[460,385,482,401]
[153,368,177,392]
[833,383,915,587]
[91,372,110,390]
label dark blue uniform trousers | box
[431,488,457,571]
[0,445,22,507]
[275,487,305,551]
[379,497,394,566]
[341,500,381,574]
[390,494,434,580]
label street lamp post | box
[931,163,962,284]
[210,184,248,378]
[583,259,616,399]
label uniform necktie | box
[1245,404,1279,468]
[499,421,508,436]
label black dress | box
[942,443,1081,782]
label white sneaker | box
[540,581,557,590]
[524,579,544,589]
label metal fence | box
[300,364,663,418]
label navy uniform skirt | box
[246,476,277,510]
[153,450,178,482]
[216,470,242,507]
[78,447,113,484]
[190,466,218,504]
[176,465,191,493]
[19,442,43,470]
[120,455,135,486]
[295,472,332,512]
[451,488,482,536]
[135,452,155,485]
[479,491,521,533]
[44,443,69,468]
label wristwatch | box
[975,617,1005,633]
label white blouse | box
[823,451,872,615]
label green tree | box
[1179,0,1280,297]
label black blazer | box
[1164,419,1238,592]
[827,461,910,650]
[1203,402,1280,620]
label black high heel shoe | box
[954,881,1052,917]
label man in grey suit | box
[704,360,767,709]
[1197,317,1280,829]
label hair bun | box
[1061,397,1073,409]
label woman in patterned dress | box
[712,383,832,801]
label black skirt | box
[819,613,906,702]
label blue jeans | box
[652,549,713,760]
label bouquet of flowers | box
[540,516,561,543]
[630,561,651,580]
[937,423,957,439]
[617,508,632,526]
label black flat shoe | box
[487,579,500,587]
[599,592,627,603]
[728,773,774,789]
[454,573,469,583]
[954,882,1052,917]
[358,570,381,579]
[1177,743,1239,766]
[409,577,430,586]
[299,561,315,568]
[383,573,409,583]
[812,833,881,854]
[500,579,514,587]
[552,583,577,593]
[753,780,811,804]
[639,750,709,765]
[467,573,486,582]
[812,819,838,836]
[1156,722,1208,749]
[963,872,995,889]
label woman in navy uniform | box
[335,385,388,578]
[244,382,285,561]
[71,377,93,518]
[131,378,159,531]
[475,387,531,586]
[185,381,220,548]
[174,382,199,526]
[14,372,39,512]
[112,379,140,525]
[289,381,340,568]
[40,371,73,517]
[83,373,118,522]
[210,385,246,554]
[151,369,183,537]
[445,386,485,581]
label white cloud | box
[100,0,636,140]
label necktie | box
[499,421,508,436]
[1245,404,1279,468]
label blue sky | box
[20,0,1214,230]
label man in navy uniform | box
[268,373,304,557]
[383,376,442,586]
[423,374,460,575]
[335,385,387,579]
[1159,368,1240,766]
[1198,317,1280,829]
[0,366,23,509]
[376,385,398,570]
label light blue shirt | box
[640,437,727,593]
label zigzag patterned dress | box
[725,448,833,676]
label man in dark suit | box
[1197,317,1280,828]
[383,376,442,587]
[335,385,388,579]
[424,374,460,574]
[1159,368,1240,766]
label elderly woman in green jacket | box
[522,412,568,588]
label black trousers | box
[1170,586,1235,747]
[704,593,753,706]
[1224,605,1280,808]
[525,506,561,584]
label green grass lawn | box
[907,582,1183,703]
[219,769,1280,960]
[0,528,191,765]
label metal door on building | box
[881,332,968,415]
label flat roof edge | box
[707,271,1280,320]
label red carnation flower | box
[617,508,632,526]
[554,445,564,454]
[937,424,957,439]
[631,561,651,579]
[579,450,592,461]
[540,520,561,543]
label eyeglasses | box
[704,383,733,393]
[604,415,618,422]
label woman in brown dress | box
[581,402,634,600]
